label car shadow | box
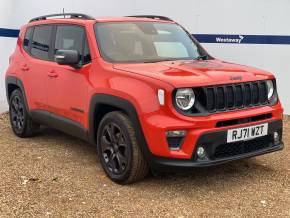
[30,127,278,191]
[140,159,277,193]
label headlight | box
[175,88,195,110]
[266,80,274,100]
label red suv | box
[5,13,284,184]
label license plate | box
[227,123,268,143]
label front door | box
[46,24,91,127]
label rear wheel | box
[97,111,149,184]
[9,89,39,137]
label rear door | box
[21,25,54,111]
[46,24,91,127]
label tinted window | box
[23,27,33,52]
[55,25,91,64]
[31,25,53,60]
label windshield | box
[94,22,204,63]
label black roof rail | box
[126,15,173,21]
[29,13,95,23]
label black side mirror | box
[55,50,81,68]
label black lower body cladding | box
[149,120,283,172]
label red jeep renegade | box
[5,13,284,184]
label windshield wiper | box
[143,58,178,63]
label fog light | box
[273,132,279,144]
[166,130,187,137]
[197,147,206,158]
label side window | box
[23,27,33,52]
[31,25,53,60]
[55,25,91,64]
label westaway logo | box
[216,35,244,43]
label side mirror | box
[55,50,81,68]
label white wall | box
[1,0,290,113]
[0,0,16,112]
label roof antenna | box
[62,8,65,18]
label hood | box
[113,59,273,88]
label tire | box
[97,111,149,184]
[9,89,39,137]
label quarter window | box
[23,27,33,52]
[31,25,53,60]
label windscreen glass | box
[94,22,201,63]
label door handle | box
[48,70,59,78]
[21,64,29,71]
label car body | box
[5,14,284,183]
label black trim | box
[5,76,30,114]
[216,113,272,128]
[126,15,173,21]
[29,13,94,23]
[88,94,152,158]
[149,120,284,172]
[30,110,88,141]
[151,143,283,172]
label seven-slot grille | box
[200,80,268,112]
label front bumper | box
[148,120,284,171]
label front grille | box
[213,136,270,159]
[198,80,269,113]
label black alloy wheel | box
[10,95,25,133]
[100,122,129,175]
[97,111,149,184]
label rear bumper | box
[148,119,284,171]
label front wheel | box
[97,111,149,184]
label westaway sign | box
[193,34,290,44]
[216,35,244,43]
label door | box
[46,24,91,127]
[21,25,54,111]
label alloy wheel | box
[100,123,129,175]
[10,95,25,131]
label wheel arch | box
[5,76,30,112]
[88,93,151,159]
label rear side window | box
[55,25,91,64]
[23,27,33,52]
[31,25,53,60]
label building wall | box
[1,0,289,113]
[0,0,16,112]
